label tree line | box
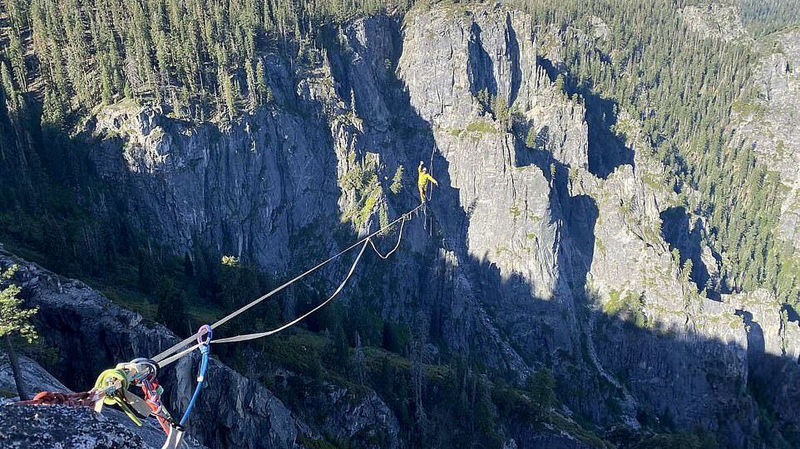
[1,0,414,124]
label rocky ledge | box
[0,404,147,449]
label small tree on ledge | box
[0,264,38,400]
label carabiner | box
[197,324,213,346]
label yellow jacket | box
[418,166,438,188]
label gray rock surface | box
[679,3,749,43]
[271,371,401,449]
[0,404,146,449]
[88,103,341,273]
[0,354,209,449]
[0,353,69,396]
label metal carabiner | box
[196,324,213,346]
[127,358,159,383]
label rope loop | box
[127,358,159,383]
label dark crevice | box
[505,13,522,106]
[783,303,800,323]
[736,309,767,375]
[659,206,721,299]
[467,22,497,98]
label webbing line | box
[151,204,422,365]
[157,239,370,366]
[212,239,370,345]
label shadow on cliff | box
[316,15,692,436]
[660,206,725,299]
[511,123,599,297]
[468,22,499,100]
[315,15,610,419]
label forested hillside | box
[2,0,412,122]
[737,0,800,35]
[2,0,800,448]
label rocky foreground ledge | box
[0,351,208,449]
[0,247,290,449]
[0,404,146,449]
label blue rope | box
[179,344,209,427]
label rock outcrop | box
[0,354,208,449]
[0,353,69,397]
[680,3,749,43]
[0,404,149,449]
[271,371,401,449]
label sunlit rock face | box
[679,3,749,43]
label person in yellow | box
[417,161,438,204]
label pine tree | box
[1,63,19,111]
[138,258,157,294]
[554,74,565,93]
[0,265,38,344]
[8,31,27,90]
[1,265,38,400]
[525,126,537,149]
[219,68,237,120]
[184,252,194,277]
[527,368,555,420]
[245,60,257,109]
[42,85,65,128]
[332,323,349,368]
[156,279,189,333]
[352,331,366,384]
[255,59,267,104]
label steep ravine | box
[2,3,800,448]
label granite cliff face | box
[0,249,298,449]
[2,2,800,448]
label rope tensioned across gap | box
[151,204,422,367]
[212,239,370,345]
[157,240,370,366]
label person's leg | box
[418,184,426,203]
